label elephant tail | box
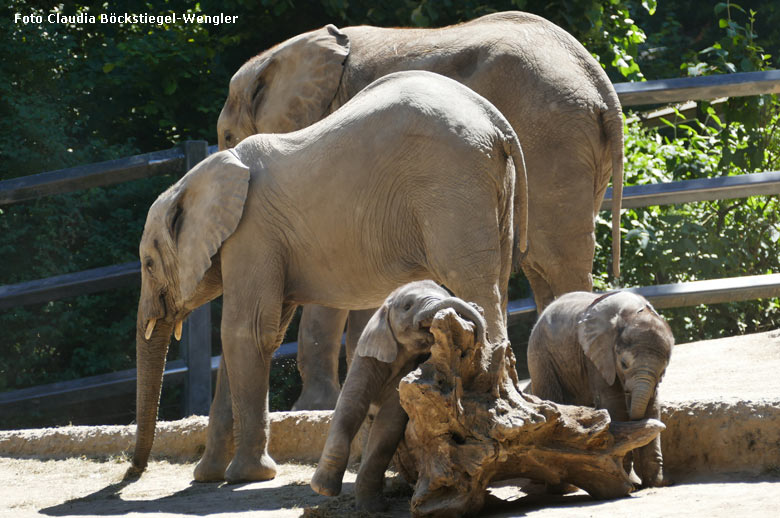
[504,134,529,273]
[603,100,624,281]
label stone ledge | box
[0,411,337,464]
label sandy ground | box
[1,456,779,518]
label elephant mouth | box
[416,318,436,345]
[144,318,183,341]
[142,290,185,341]
[418,317,434,329]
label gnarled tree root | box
[394,309,664,518]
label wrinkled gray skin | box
[129,71,528,484]
[527,291,674,487]
[217,10,624,411]
[311,281,487,511]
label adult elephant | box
[217,11,624,410]
[128,71,528,482]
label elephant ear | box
[577,292,647,385]
[249,24,350,133]
[167,150,250,302]
[356,304,398,364]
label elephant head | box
[217,24,350,149]
[128,150,249,476]
[356,280,487,364]
[577,292,674,420]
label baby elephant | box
[311,280,486,511]
[527,291,674,487]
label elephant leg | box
[523,266,555,315]
[425,202,512,345]
[525,349,566,403]
[595,385,642,486]
[219,264,293,483]
[521,149,599,312]
[635,396,667,487]
[194,358,235,481]
[355,389,409,512]
[292,305,349,411]
[345,308,376,367]
[311,355,389,497]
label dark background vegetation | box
[1,0,778,425]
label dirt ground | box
[1,456,779,518]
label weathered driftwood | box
[395,309,665,518]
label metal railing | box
[2,70,780,423]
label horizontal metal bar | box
[507,273,780,319]
[0,347,293,410]
[0,147,187,206]
[615,69,780,106]
[626,273,780,309]
[602,171,780,211]
[0,359,186,407]
[0,262,140,310]
[507,297,536,324]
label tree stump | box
[395,309,665,517]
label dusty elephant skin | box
[394,310,663,518]
[526,291,675,487]
[217,10,625,412]
[128,71,528,485]
[311,281,487,511]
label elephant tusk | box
[144,318,157,340]
[174,320,183,341]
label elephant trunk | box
[413,297,486,343]
[629,369,656,420]
[127,319,173,477]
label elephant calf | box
[526,291,674,487]
[311,280,486,511]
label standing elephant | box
[128,71,528,483]
[217,10,625,411]
[311,280,487,511]
[526,291,674,487]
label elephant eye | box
[224,132,233,145]
[403,301,413,311]
[620,358,629,370]
[144,258,154,271]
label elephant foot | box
[310,463,347,496]
[292,382,341,411]
[224,453,277,483]
[193,452,232,482]
[627,467,642,487]
[640,467,671,488]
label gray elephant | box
[526,291,674,487]
[128,71,528,483]
[311,280,487,511]
[217,10,625,411]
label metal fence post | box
[181,140,212,416]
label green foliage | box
[592,4,780,342]
[594,113,780,342]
